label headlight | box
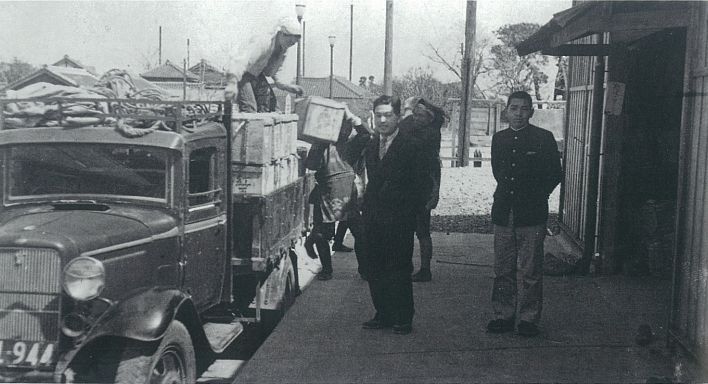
[63,257,105,301]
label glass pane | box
[7,144,169,200]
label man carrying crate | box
[304,107,371,281]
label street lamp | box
[328,35,336,98]
[295,4,306,85]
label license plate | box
[0,340,55,367]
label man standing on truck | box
[224,17,304,112]
[361,95,432,335]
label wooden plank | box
[687,75,708,347]
[693,74,708,353]
[679,75,703,337]
[543,44,614,56]
[670,4,697,347]
[597,46,629,274]
[678,3,702,337]
[603,8,690,32]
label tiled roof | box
[273,76,377,99]
[189,60,223,75]
[141,60,199,82]
[5,65,99,90]
[189,60,226,86]
[49,66,99,88]
[52,55,98,76]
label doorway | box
[616,28,687,277]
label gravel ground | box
[431,164,560,233]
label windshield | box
[4,144,171,202]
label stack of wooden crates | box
[231,113,300,195]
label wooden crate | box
[294,96,344,144]
[231,116,275,165]
[231,162,277,195]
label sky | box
[0,0,571,86]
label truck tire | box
[113,320,196,384]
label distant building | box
[4,65,99,91]
[141,60,200,83]
[141,60,206,100]
[52,54,97,76]
[274,76,376,117]
[189,60,227,89]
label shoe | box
[316,271,332,281]
[411,268,432,282]
[392,323,412,335]
[332,244,354,252]
[487,318,515,333]
[362,317,392,329]
[517,321,540,337]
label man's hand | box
[286,84,304,96]
[425,189,440,211]
[344,105,362,126]
[224,82,238,102]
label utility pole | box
[302,20,306,76]
[457,1,476,167]
[349,2,354,82]
[158,26,162,65]
[383,0,393,95]
[182,59,187,101]
[296,4,305,85]
[187,38,190,69]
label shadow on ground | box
[432,213,559,234]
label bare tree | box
[423,34,494,99]
[392,67,451,108]
[0,57,36,85]
[138,48,160,71]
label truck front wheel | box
[113,320,196,384]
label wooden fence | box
[441,99,565,167]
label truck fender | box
[55,288,203,381]
[94,287,192,341]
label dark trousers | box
[347,212,367,277]
[305,222,335,273]
[365,220,415,325]
[368,269,414,325]
[415,209,433,270]
[237,73,277,113]
[334,221,349,245]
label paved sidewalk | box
[236,233,675,383]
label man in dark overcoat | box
[399,97,444,282]
[361,95,432,335]
[487,91,562,337]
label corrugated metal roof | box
[516,1,690,56]
[141,60,199,81]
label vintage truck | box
[0,98,311,383]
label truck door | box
[183,144,227,311]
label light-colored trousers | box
[492,221,546,324]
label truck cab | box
[0,100,305,383]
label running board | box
[203,322,244,353]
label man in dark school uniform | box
[487,91,562,337]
